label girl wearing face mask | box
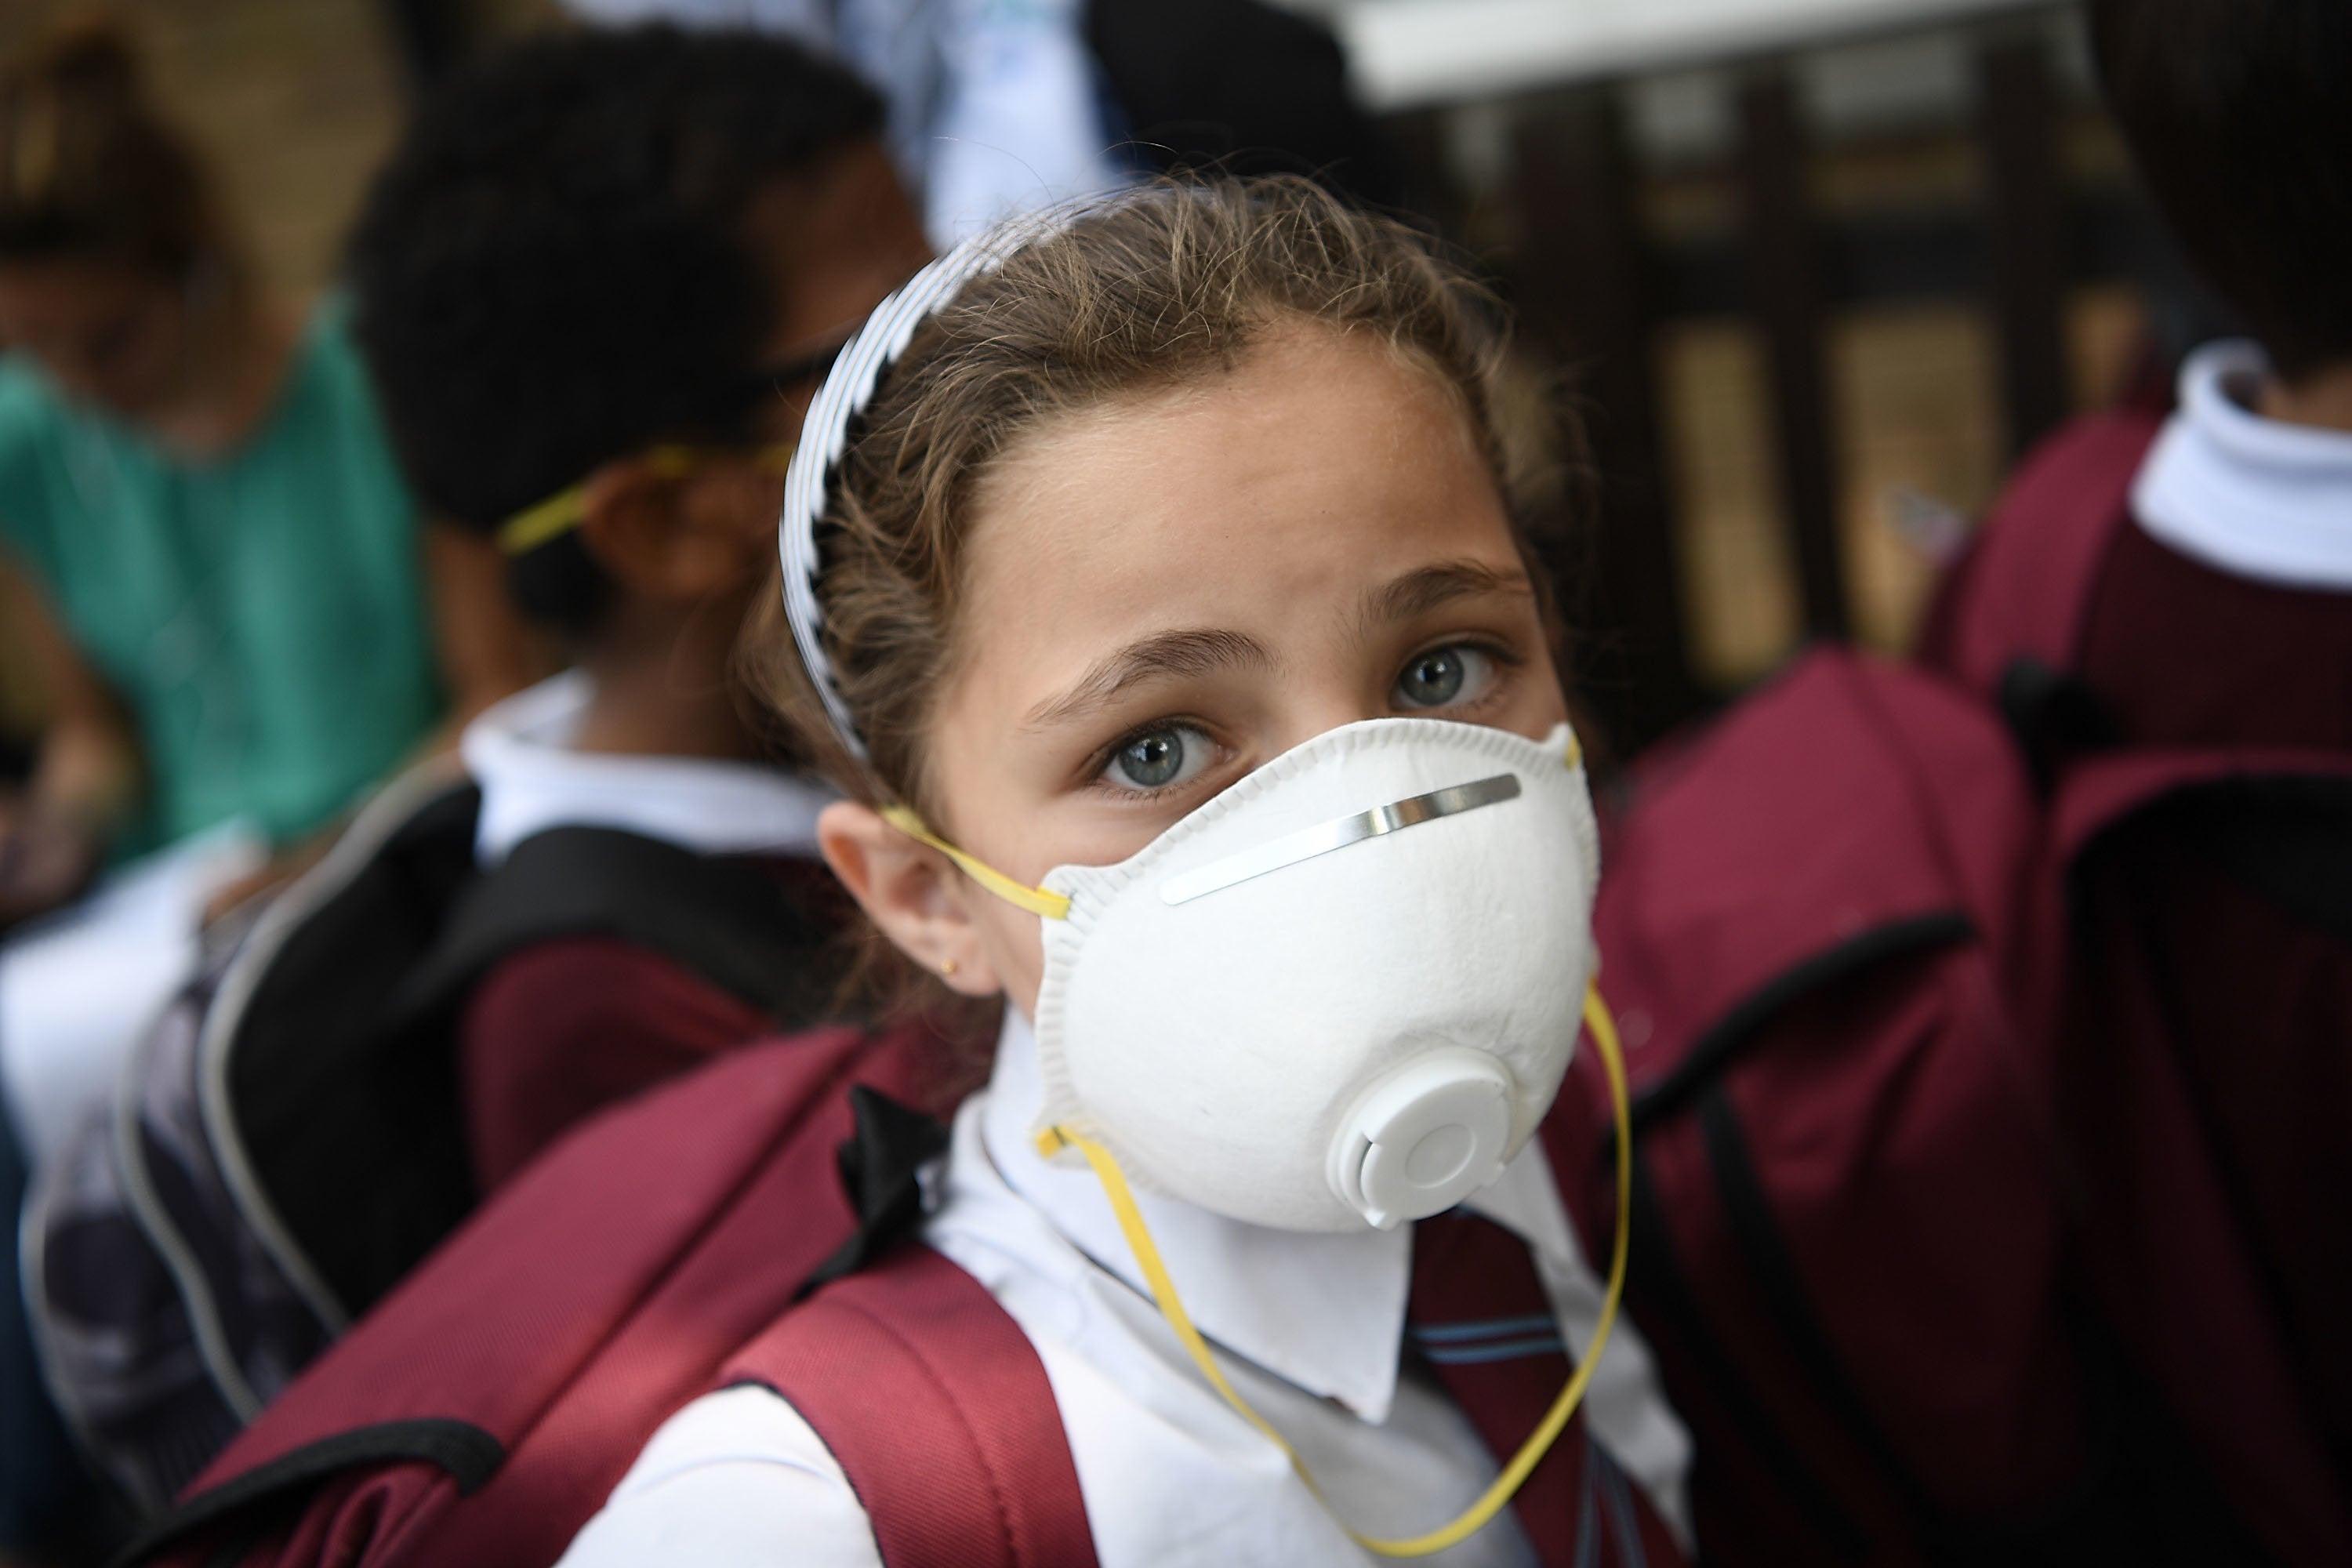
[561,177,1692,1568]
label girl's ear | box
[817,799,1003,997]
[576,458,771,601]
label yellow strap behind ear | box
[1036,982,1635,1558]
[880,805,1073,921]
[495,483,591,557]
[495,443,797,557]
[640,443,797,478]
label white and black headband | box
[776,210,1074,760]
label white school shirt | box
[458,670,834,866]
[559,1011,1693,1567]
[2132,339,2352,593]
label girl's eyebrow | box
[1360,560,1534,630]
[1023,627,1275,734]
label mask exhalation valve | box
[1329,1051,1516,1229]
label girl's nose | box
[1270,691,1392,760]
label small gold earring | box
[940,957,960,978]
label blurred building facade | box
[0,0,2165,752]
[1307,0,2163,745]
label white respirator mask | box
[890,715,1600,1234]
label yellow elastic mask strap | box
[641,441,798,480]
[495,482,590,557]
[879,805,1073,921]
[1036,982,1635,1559]
[494,441,798,557]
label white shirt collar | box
[975,1008,1579,1425]
[2132,339,2352,592]
[459,670,837,867]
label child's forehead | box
[951,327,1515,650]
[970,325,1481,539]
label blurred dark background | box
[0,0,2184,755]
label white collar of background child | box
[461,670,836,868]
[2133,338,2352,592]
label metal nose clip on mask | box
[887,714,1603,1233]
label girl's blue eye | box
[1102,724,1214,793]
[1394,644,1494,710]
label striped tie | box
[1407,1209,1678,1568]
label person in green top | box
[0,23,542,1559]
[0,24,545,911]
[0,296,444,855]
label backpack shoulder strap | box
[2055,747,2352,941]
[1931,409,2164,694]
[1592,648,2034,1094]
[116,1024,915,1568]
[391,826,839,1029]
[726,1243,1098,1568]
[2055,748,2352,858]
[197,761,485,1331]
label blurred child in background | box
[0,21,545,1559]
[0,20,544,1165]
[348,24,930,1189]
[1922,0,2352,1535]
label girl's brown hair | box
[0,18,220,278]
[752,175,1572,822]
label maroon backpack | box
[1544,645,2352,1566]
[121,1006,1681,1568]
[1544,412,2352,1568]
[109,1018,1042,1568]
[1922,411,2352,1564]
[1544,649,2126,1566]
[26,761,848,1513]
